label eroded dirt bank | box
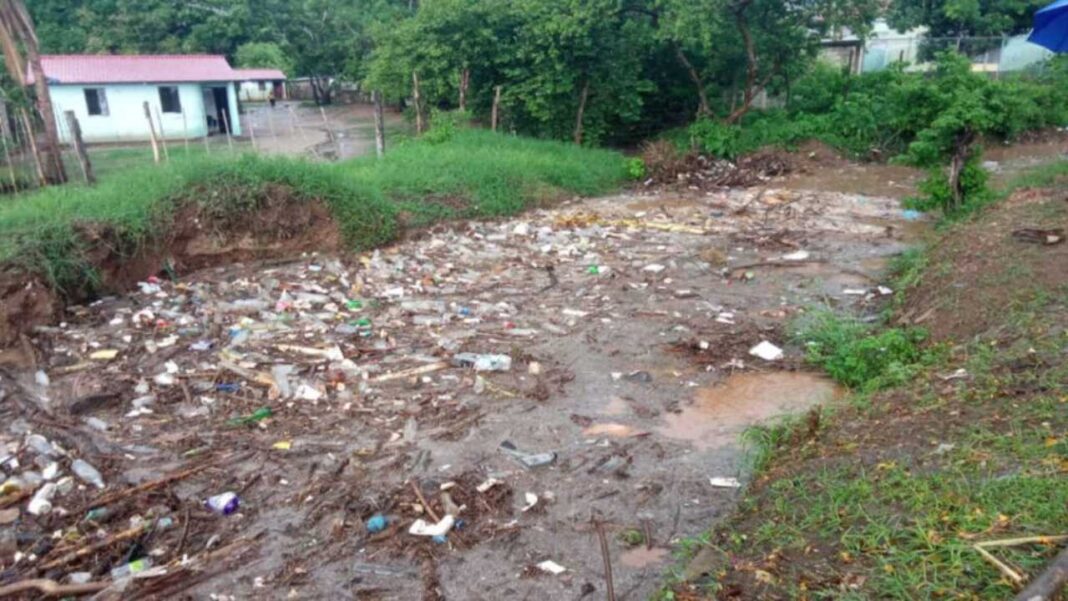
[0,185,919,599]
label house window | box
[258,81,266,91]
[84,88,108,116]
[159,86,182,113]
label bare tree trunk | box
[18,109,44,185]
[491,85,501,132]
[16,5,64,183]
[372,90,385,159]
[1,0,66,184]
[674,45,711,118]
[573,78,590,145]
[725,0,761,125]
[412,71,424,135]
[458,68,470,112]
[64,111,93,184]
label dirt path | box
[0,185,923,599]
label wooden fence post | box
[491,85,502,133]
[0,132,19,193]
[154,106,170,162]
[20,109,46,184]
[220,110,234,153]
[372,90,386,159]
[63,111,94,184]
[412,71,424,135]
[458,68,470,112]
[143,102,161,163]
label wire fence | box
[862,34,1055,75]
[0,100,372,197]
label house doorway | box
[212,87,233,134]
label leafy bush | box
[424,109,470,145]
[792,310,931,391]
[625,157,647,181]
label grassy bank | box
[663,170,1068,599]
[0,129,625,294]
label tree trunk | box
[16,6,65,183]
[573,78,590,145]
[2,0,66,184]
[674,45,711,118]
[947,129,976,211]
[142,102,161,164]
[458,68,470,112]
[724,0,761,125]
[412,71,424,135]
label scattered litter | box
[520,492,539,512]
[476,478,502,493]
[409,515,455,537]
[709,477,743,488]
[500,441,557,469]
[89,349,119,361]
[1012,228,1064,246]
[205,492,240,515]
[71,459,105,489]
[782,250,810,261]
[749,341,784,361]
[452,353,512,372]
[366,514,388,533]
[537,560,567,575]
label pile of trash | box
[640,141,795,189]
[0,185,913,598]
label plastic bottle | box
[72,459,106,489]
[205,491,240,515]
[110,558,153,580]
[452,353,512,372]
[27,482,58,515]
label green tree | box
[888,0,1048,38]
[235,42,295,75]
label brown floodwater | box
[657,372,845,450]
[620,546,672,568]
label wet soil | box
[658,373,844,451]
[0,184,919,599]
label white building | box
[31,54,243,144]
[235,68,287,102]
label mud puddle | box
[658,372,844,450]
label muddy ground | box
[0,181,924,599]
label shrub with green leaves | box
[792,310,931,391]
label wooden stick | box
[0,132,18,193]
[88,463,209,509]
[0,579,108,598]
[154,106,170,162]
[372,362,448,383]
[19,109,46,184]
[595,519,617,601]
[491,85,501,132]
[372,90,385,159]
[63,111,94,184]
[248,107,258,151]
[411,71,423,135]
[182,110,190,155]
[40,524,145,570]
[977,535,1068,549]
[221,109,234,153]
[410,480,441,523]
[142,102,160,163]
[975,544,1024,584]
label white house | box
[31,54,243,144]
[234,68,287,102]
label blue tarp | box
[1029,0,1068,52]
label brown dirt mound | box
[896,188,1068,342]
[0,186,341,350]
[640,141,795,189]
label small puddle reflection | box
[620,547,671,568]
[657,372,844,450]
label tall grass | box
[0,129,626,294]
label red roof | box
[234,68,287,81]
[30,55,238,85]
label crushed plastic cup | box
[205,491,240,515]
